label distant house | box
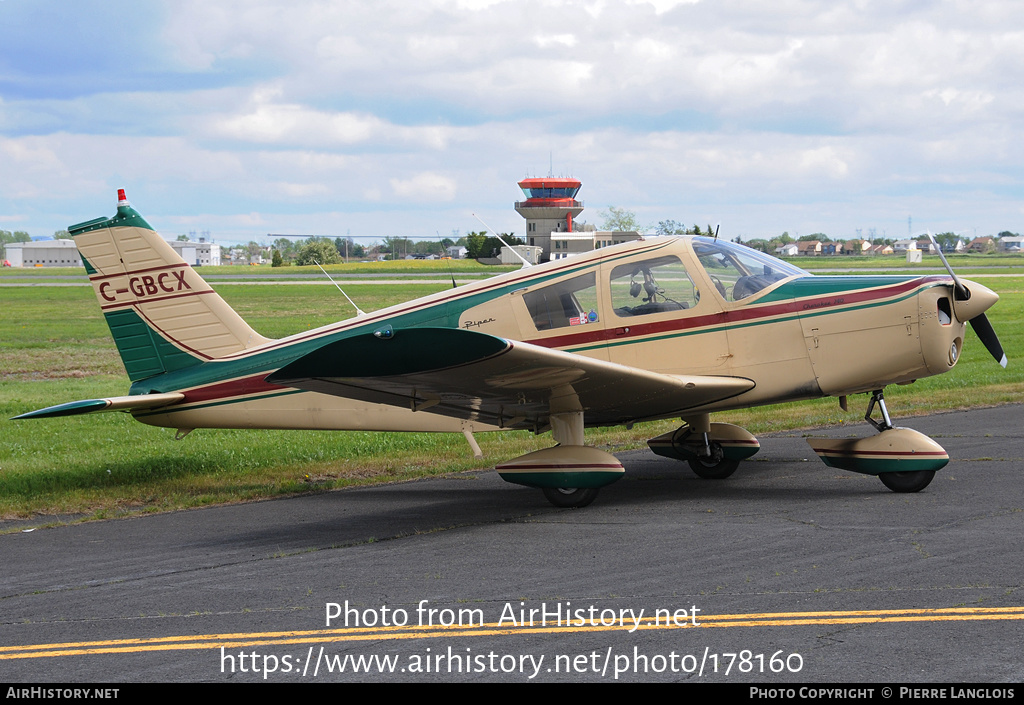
[797,240,822,256]
[999,236,1024,252]
[868,243,894,255]
[775,243,799,257]
[446,245,468,259]
[893,239,917,253]
[968,237,995,253]
[842,239,871,255]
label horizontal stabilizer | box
[268,327,754,429]
[12,393,185,420]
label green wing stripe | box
[270,328,509,381]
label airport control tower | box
[515,177,585,261]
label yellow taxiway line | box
[3,605,1023,661]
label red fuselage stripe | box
[168,277,936,406]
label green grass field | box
[2,272,1022,525]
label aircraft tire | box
[879,470,935,493]
[542,487,600,508]
[687,443,739,479]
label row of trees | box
[1,230,35,260]
[600,208,716,236]
[740,231,1014,255]
[265,231,520,266]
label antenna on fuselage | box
[313,260,366,317]
[471,212,532,268]
[714,223,721,241]
[438,230,457,289]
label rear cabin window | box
[523,272,599,331]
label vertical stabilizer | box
[70,190,271,382]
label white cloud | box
[534,34,579,49]
[2,0,1024,241]
[214,103,381,145]
[626,0,700,14]
[390,173,458,202]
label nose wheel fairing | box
[806,389,948,494]
[807,428,949,474]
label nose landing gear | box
[808,389,947,493]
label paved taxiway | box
[2,405,1021,683]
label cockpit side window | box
[522,272,599,330]
[691,238,805,303]
[610,256,697,318]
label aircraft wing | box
[12,393,185,419]
[267,328,753,430]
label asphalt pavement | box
[2,405,1021,683]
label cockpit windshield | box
[691,237,806,303]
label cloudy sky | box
[2,0,1022,245]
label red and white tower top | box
[515,177,584,234]
[516,178,582,205]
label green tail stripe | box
[104,309,202,382]
[69,205,154,235]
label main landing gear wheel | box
[687,443,739,479]
[879,470,935,493]
[542,487,600,508]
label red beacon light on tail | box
[117,189,129,207]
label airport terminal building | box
[4,240,82,267]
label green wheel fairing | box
[495,446,626,490]
[497,471,623,490]
[648,423,761,463]
[649,439,760,463]
[808,428,949,476]
[816,455,949,474]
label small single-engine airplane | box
[15,191,1006,507]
